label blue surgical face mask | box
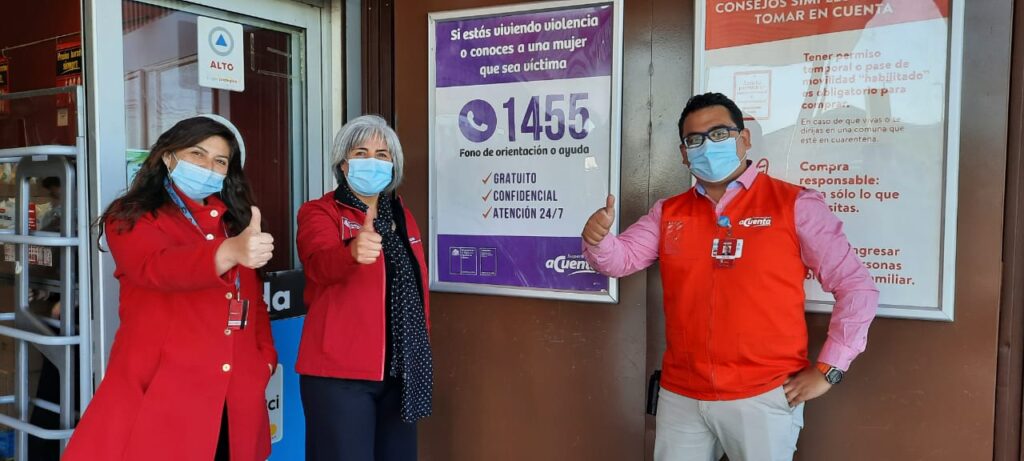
[686,137,743,183]
[168,156,226,201]
[346,158,393,196]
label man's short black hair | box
[41,177,60,190]
[678,92,745,143]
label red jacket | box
[64,193,277,461]
[659,175,808,400]
[295,192,429,381]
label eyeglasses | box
[682,126,741,149]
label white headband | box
[197,113,246,167]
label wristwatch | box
[815,362,844,385]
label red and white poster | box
[0,56,9,115]
[56,36,82,109]
[696,0,961,320]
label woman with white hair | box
[295,115,432,460]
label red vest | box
[659,174,809,400]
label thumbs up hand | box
[351,204,383,264]
[582,195,616,246]
[248,206,262,234]
[232,206,275,269]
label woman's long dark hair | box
[99,117,256,237]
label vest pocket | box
[320,289,360,364]
[662,350,695,389]
[739,335,806,383]
[661,219,701,260]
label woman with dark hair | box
[63,115,277,461]
[296,115,432,460]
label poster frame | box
[692,0,964,321]
[427,0,623,303]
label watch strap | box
[815,362,844,384]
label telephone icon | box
[458,99,497,143]
[466,111,489,132]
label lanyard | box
[164,178,241,295]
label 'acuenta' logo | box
[738,216,772,227]
[544,254,596,276]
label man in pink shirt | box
[582,92,878,460]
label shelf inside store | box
[0,146,78,159]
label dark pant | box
[214,404,229,461]
[28,356,62,461]
[300,374,417,461]
[29,323,80,461]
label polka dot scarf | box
[336,183,433,422]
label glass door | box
[121,1,304,273]
[84,0,327,383]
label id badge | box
[227,298,249,330]
[711,238,743,268]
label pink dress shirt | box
[584,165,878,371]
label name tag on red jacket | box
[711,238,743,268]
[341,217,362,241]
[227,299,249,330]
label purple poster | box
[429,2,620,301]
[434,6,613,87]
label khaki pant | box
[654,386,804,461]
